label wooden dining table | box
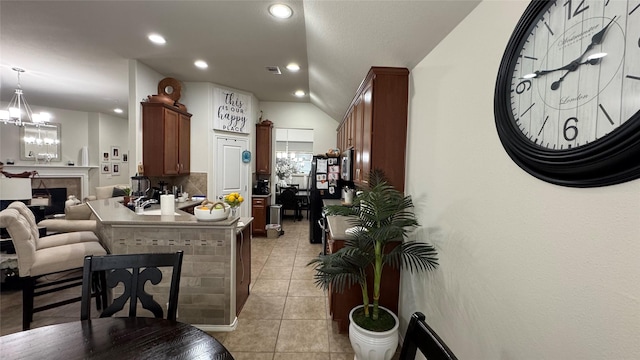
[0,317,234,359]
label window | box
[275,128,313,179]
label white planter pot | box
[349,305,399,360]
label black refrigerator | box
[308,155,342,244]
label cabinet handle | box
[176,164,180,172]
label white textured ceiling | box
[0,0,480,122]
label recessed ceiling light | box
[114,108,123,114]
[294,90,305,97]
[148,34,166,45]
[194,60,208,69]
[269,4,293,19]
[286,63,300,72]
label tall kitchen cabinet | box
[253,120,273,236]
[255,120,273,175]
[142,102,191,176]
[337,67,409,191]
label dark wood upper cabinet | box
[142,102,192,177]
[338,67,409,191]
[255,121,273,175]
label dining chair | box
[398,312,458,360]
[80,251,184,321]
[279,187,302,221]
[0,208,107,330]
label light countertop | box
[326,215,356,241]
[322,199,343,207]
[87,197,252,229]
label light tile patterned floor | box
[210,219,358,359]
[0,219,362,359]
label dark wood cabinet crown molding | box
[336,67,409,191]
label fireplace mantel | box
[3,165,97,199]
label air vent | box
[265,66,282,75]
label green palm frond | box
[308,168,440,322]
[384,241,439,272]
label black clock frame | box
[494,0,640,187]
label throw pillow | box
[112,187,127,197]
[65,203,93,220]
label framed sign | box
[213,87,251,134]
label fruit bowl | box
[194,201,230,221]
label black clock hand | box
[526,16,617,79]
[579,16,617,59]
[550,54,606,90]
[527,62,582,78]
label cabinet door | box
[360,83,373,186]
[163,108,179,175]
[236,226,251,315]
[353,96,365,184]
[251,197,267,236]
[347,113,355,149]
[178,114,190,174]
[255,124,272,175]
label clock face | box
[495,0,640,187]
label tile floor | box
[1,218,402,359]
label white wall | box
[259,101,339,155]
[182,82,213,173]
[0,105,126,171]
[97,112,129,187]
[0,105,90,165]
[129,60,166,176]
[402,1,640,359]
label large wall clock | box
[494,0,640,187]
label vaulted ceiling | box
[0,0,480,123]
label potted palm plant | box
[308,169,439,360]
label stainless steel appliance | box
[309,155,342,244]
[340,149,353,181]
[131,176,150,198]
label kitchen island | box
[87,197,253,331]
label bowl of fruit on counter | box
[194,200,230,221]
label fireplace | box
[32,187,68,218]
[4,166,92,199]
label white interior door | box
[215,136,249,217]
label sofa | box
[91,184,130,201]
[37,184,129,234]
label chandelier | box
[0,67,51,126]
